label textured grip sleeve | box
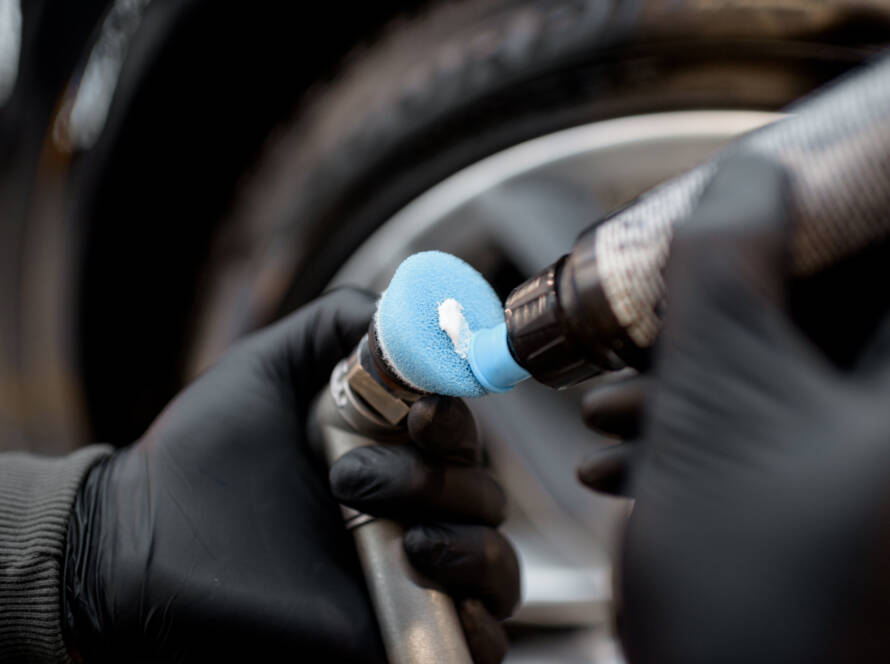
[594,54,890,348]
[0,445,113,663]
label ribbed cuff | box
[0,445,113,663]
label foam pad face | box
[375,251,504,397]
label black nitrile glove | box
[577,369,647,497]
[63,288,519,663]
[579,155,890,663]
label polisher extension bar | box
[506,54,890,388]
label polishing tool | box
[374,251,530,397]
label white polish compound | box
[438,298,472,359]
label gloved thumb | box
[241,287,378,401]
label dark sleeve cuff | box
[0,445,113,663]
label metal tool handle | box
[312,369,473,664]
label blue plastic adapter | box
[467,323,531,393]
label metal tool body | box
[312,336,472,664]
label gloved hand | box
[63,288,519,663]
[578,155,890,663]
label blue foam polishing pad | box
[375,251,505,397]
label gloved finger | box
[458,599,510,664]
[246,287,378,400]
[404,523,521,620]
[330,446,506,526]
[408,396,480,466]
[582,372,649,439]
[576,440,641,497]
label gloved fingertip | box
[487,535,521,619]
[403,524,455,568]
[408,396,479,465]
[472,476,508,527]
[582,374,648,439]
[329,447,387,504]
[458,599,510,664]
[406,523,520,620]
[576,443,637,497]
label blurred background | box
[3,1,890,661]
